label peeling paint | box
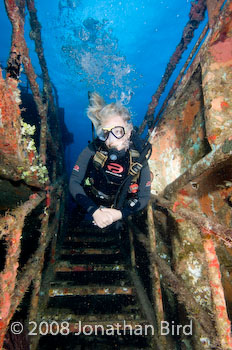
[210,37,232,63]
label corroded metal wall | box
[0,1,68,349]
[149,66,210,194]
[148,2,232,349]
[149,2,232,195]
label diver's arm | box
[69,146,98,216]
[121,163,151,218]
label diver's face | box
[101,115,130,151]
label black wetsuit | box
[69,139,151,221]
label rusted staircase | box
[34,222,156,350]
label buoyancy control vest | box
[83,131,151,208]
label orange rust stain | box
[211,96,224,111]
[210,282,219,289]
[29,193,37,200]
[216,305,226,318]
[216,305,226,312]
[0,78,21,155]
[182,100,200,132]
[2,271,13,281]
[209,257,220,269]
[221,101,230,109]
[172,201,180,212]
[0,292,11,319]
[202,227,216,237]
[227,334,232,348]
[178,189,189,196]
[199,194,213,216]
[208,135,217,143]
[28,151,34,164]
[210,37,232,62]
[176,218,185,223]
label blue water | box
[0,0,207,173]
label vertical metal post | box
[29,196,61,350]
[128,227,136,268]
[203,237,232,349]
[147,202,168,349]
[0,225,23,349]
[28,213,50,322]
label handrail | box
[0,1,67,348]
[138,0,207,135]
[151,22,209,129]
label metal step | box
[64,235,118,244]
[39,309,149,334]
[47,292,137,314]
[66,226,118,236]
[49,285,135,297]
[42,310,143,322]
[55,262,127,273]
[50,277,129,287]
[60,247,120,255]
[38,318,149,334]
[60,254,122,265]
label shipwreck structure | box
[0,0,232,349]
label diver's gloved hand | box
[92,208,113,229]
[100,208,122,223]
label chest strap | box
[93,148,142,174]
[93,150,108,169]
[128,149,142,183]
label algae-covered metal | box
[1,0,232,349]
[0,0,68,349]
[148,1,232,348]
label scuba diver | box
[69,92,151,229]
